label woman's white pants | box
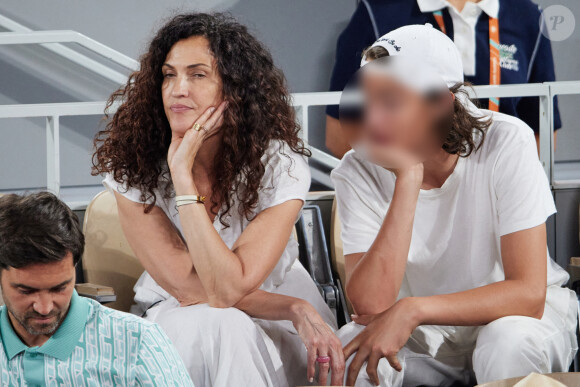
[142,261,336,387]
[147,301,282,386]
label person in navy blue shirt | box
[326,0,561,158]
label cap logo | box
[375,37,401,52]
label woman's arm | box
[116,197,324,321]
[116,192,300,309]
[115,192,207,306]
[235,291,345,385]
[167,103,311,308]
[175,196,303,308]
[345,165,422,315]
[115,193,345,385]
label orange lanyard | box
[433,10,501,111]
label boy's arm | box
[344,221,548,385]
[415,224,547,325]
[344,164,422,315]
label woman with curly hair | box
[93,13,344,387]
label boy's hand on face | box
[355,141,424,189]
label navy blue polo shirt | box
[327,0,561,132]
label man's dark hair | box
[0,192,84,270]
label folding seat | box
[82,190,144,312]
[296,194,351,327]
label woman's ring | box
[316,356,331,363]
[192,123,202,132]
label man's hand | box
[343,298,421,386]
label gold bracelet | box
[175,195,206,208]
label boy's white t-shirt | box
[331,109,569,299]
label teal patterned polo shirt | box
[0,291,193,386]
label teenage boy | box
[333,24,577,386]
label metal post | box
[538,94,553,184]
[300,105,309,145]
[310,148,340,169]
[46,115,60,195]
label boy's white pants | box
[339,286,578,386]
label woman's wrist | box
[172,173,198,196]
[289,298,315,326]
[175,185,199,197]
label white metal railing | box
[546,81,580,189]
[0,97,341,194]
[0,15,138,84]
[2,81,578,204]
[0,16,578,205]
[292,92,341,186]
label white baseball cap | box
[361,23,464,89]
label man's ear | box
[0,269,5,294]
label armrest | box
[75,283,117,304]
[568,258,580,294]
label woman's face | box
[161,36,223,135]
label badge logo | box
[499,44,519,72]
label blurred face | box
[0,253,75,347]
[161,36,223,134]
[360,71,444,157]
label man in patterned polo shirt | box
[0,192,193,386]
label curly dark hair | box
[92,13,309,226]
[363,45,491,157]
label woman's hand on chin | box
[167,101,227,191]
[290,300,346,386]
